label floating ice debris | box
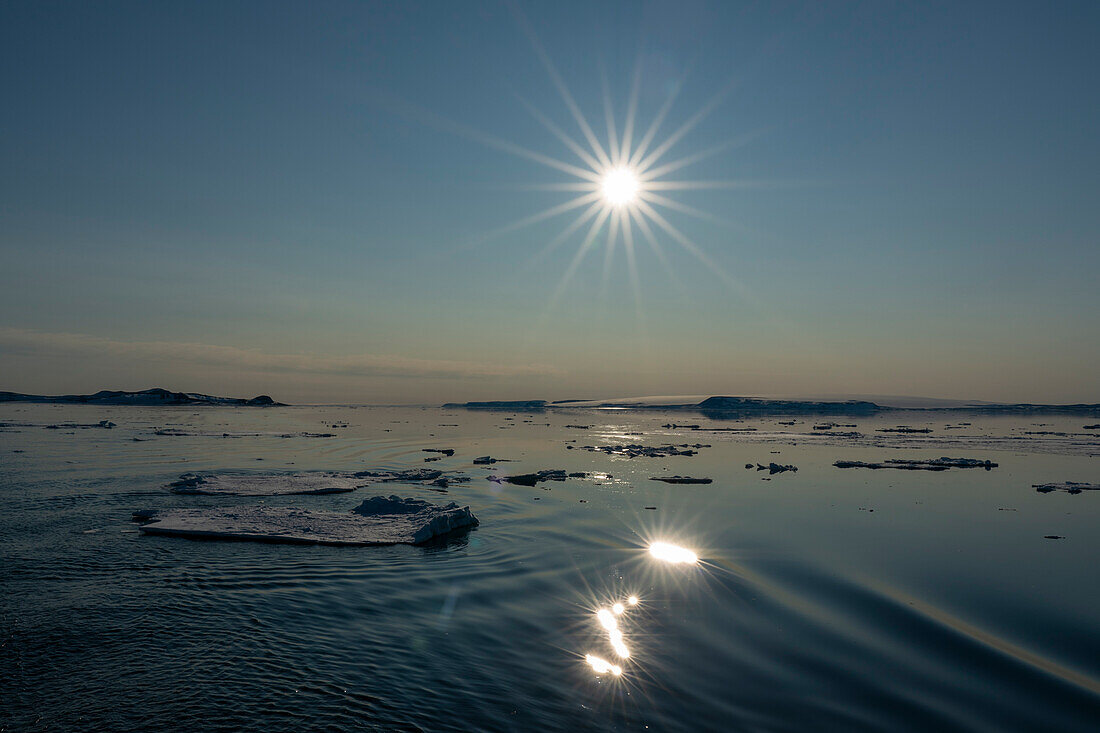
[167,472,367,496]
[834,457,998,471]
[649,476,712,484]
[877,426,933,434]
[133,495,478,546]
[45,420,116,430]
[1034,482,1100,494]
[487,469,571,487]
[649,542,699,564]
[353,468,444,482]
[699,427,758,433]
[577,443,710,458]
[755,462,797,474]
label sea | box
[2,403,1099,731]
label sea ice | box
[1033,481,1100,494]
[133,495,478,545]
[168,472,369,496]
[834,457,997,471]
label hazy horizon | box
[3,1,1098,404]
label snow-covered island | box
[443,394,1100,416]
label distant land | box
[0,388,283,406]
[444,395,1100,416]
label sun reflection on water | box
[585,596,641,676]
[648,541,699,565]
[585,654,622,677]
[580,537,703,679]
[596,608,618,631]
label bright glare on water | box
[649,541,699,565]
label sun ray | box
[518,199,605,276]
[465,126,601,182]
[619,52,643,165]
[601,207,622,288]
[512,6,612,170]
[547,205,612,309]
[620,208,647,334]
[638,129,765,181]
[515,95,604,173]
[635,78,740,173]
[601,66,620,167]
[627,76,685,168]
[638,190,736,228]
[368,88,601,182]
[510,182,599,192]
[633,199,736,287]
[629,206,689,297]
[475,191,603,245]
[641,179,785,191]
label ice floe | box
[1033,482,1100,494]
[168,472,369,496]
[834,457,998,471]
[133,495,478,545]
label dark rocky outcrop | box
[442,400,547,412]
[0,388,285,406]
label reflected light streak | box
[649,541,699,565]
[585,654,622,676]
[609,629,630,659]
[596,608,618,631]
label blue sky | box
[2,1,1098,403]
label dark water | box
[2,405,1099,731]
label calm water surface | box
[2,404,1099,731]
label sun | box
[450,14,755,315]
[601,166,640,207]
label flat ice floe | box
[133,495,478,545]
[168,472,369,495]
[1033,481,1100,494]
[166,469,467,495]
[834,457,998,471]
